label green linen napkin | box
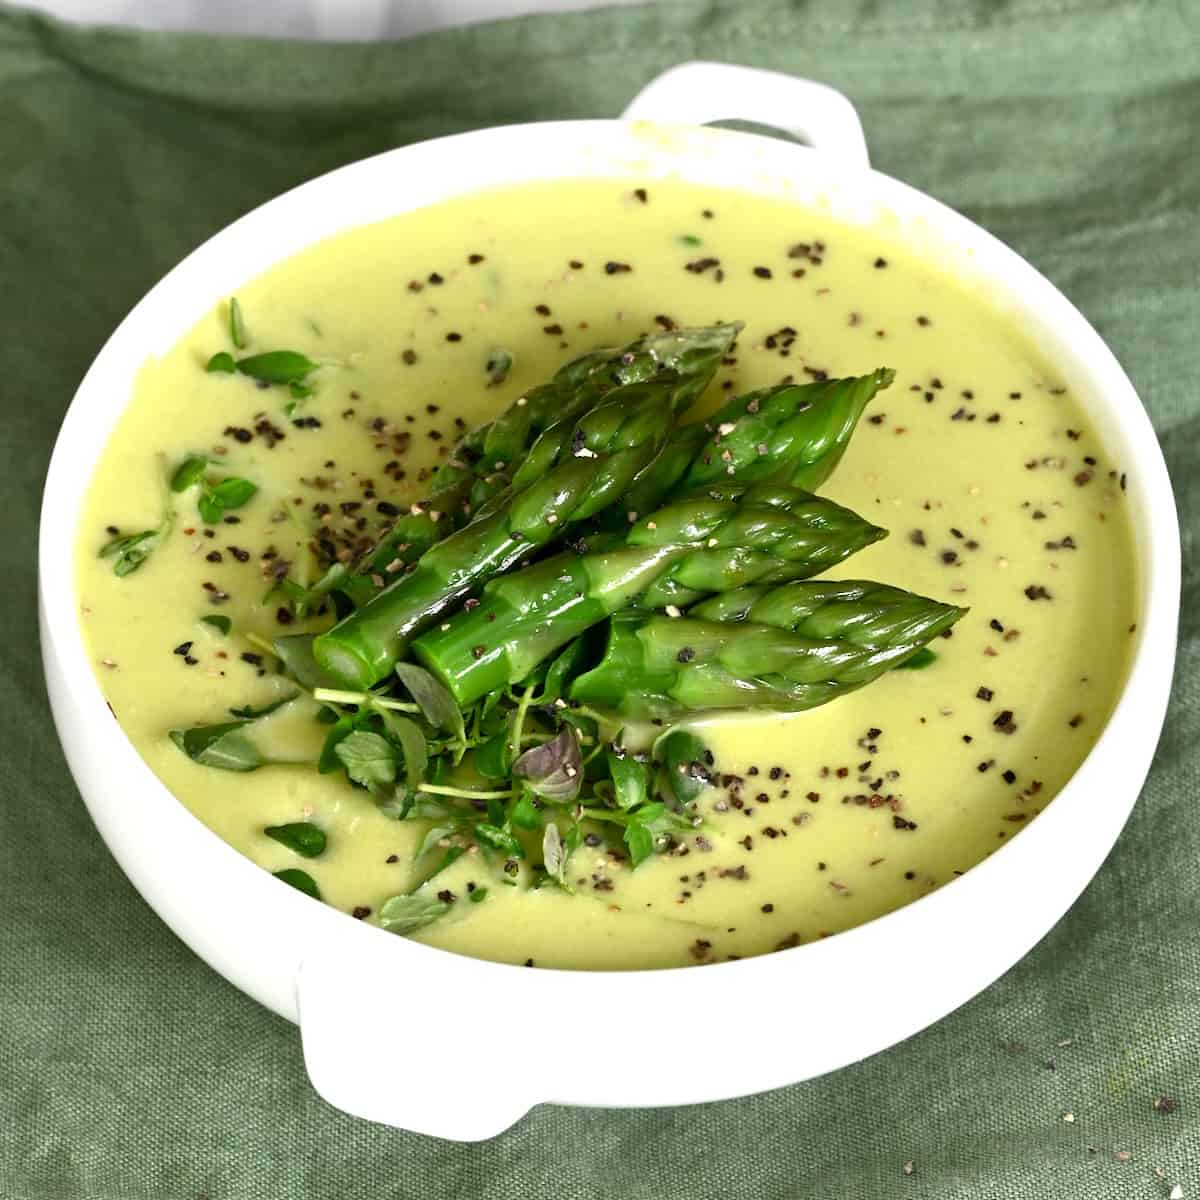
[2,1,1197,1196]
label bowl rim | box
[38,116,1182,1121]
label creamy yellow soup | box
[74,179,1135,969]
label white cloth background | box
[12,0,649,39]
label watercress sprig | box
[170,454,258,525]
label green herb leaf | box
[229,297,247,349]
[206,351,236,374]
[513,727,583,802]
[378,891,449,935]
[197,492,224,524]
[474,823,523,857]
[542,822,571,888]
[678,233,703,246]
[275,562,349,620]
[209,477,258,509]
[274,867,321,899]
[606,748,649,810]
[195,475,257,524]
[623,820,655,868]
[99,529,160,577]
[169,723,262,771]
[265,821,326,858]
[509,789,543,831]
[377,788,412,821]
[473,730,511,780]
[394,662,465,742]
[373,706,428,791]
[896,647,938,670]
[201,614,232,635]
[274,633,348,691]
[656,728,711,807]
[636,800,666,823]
[236,350,318,385]
[318,714,357,773]
[486,347,514,387]
[414,821,459,862]
[486,793,506,828]
[334,730,396,792]
[469,886,489,904]
[288,380,313,399]
[170,455,208,493]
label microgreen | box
[513,727,582,803]
[606,746,650,810]
[414,822,460,863]
[99,528,163,577]
[100,459,174,577]
[473,730,511,780]
[273,633,348,691]
[201,614,232,635]
[394,663,459,731]
[274,868,320,899]
[623,819,655,868]
[655,728,711,806]
[264,821,326,858]
[541,822,571,889]
[170,722,263,772]
[372,706,428,790]
[197,476,257,525]
[377,891,449,935]
[509,789,542,831]
[273,563,348,621]
[169,694,296,771]
[334,730,397,792]
[229,296,247,349]
[235,350,318,386]
[474,823,523,858]
[170,455,208,493]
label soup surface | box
[74,179,1135,969]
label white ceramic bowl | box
[39,63,1180,1140]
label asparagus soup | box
[74,179,1135,969]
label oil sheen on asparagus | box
[74,177,1136,970]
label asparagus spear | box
[569,580,967,718]
[411,484,887,706]
[678,367,893,492]
[575,367,892,547]
[312,376,684,689]
[353,323,741,583]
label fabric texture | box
[2,0,1197,1195]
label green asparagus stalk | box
[569,580,966,718]
[451,322,740,478]
[353,323,741,583]
[679,367,893,492]
[587,367,891,542]
[411,484,887,706]
[312,376,685,689]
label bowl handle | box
[297,935,540,1140]
[621,61,870,169]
